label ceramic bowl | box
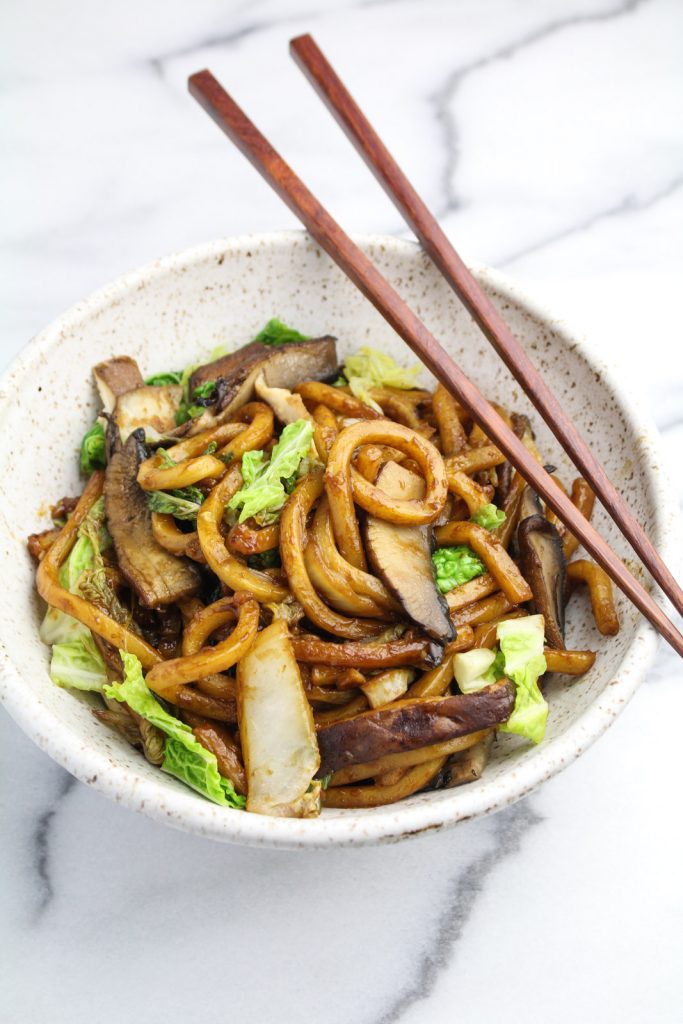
[0,232,676,848]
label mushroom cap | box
[517,492,567,649]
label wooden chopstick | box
[289,32,683,621]
[187,69,683,658]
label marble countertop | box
[1,1,682,1021]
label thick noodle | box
[32,349,609,817]
[146,595,259,704]
[196,464,289,603]
[279,470,386,639]
[325,420,447,569]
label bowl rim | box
[0,230,677,848]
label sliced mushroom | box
[93,356,183,443]
[113,385,182,443]
[494,460,513,506]
[517,486,567,648]
[511,412,534,442]
[104,429,201,607]
[93,356,145,413]
[188,336,337,423]
[517,483,543,524]
[316,680,515,776]
[254,372,313,425]
[433,732,493,789]
[365,461,455,644]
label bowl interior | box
[0,233,669,847]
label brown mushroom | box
[433,733,494,789]
[316,680,515,776]
[253,372,312,424]
[113,385,182,442]
[93,356,145,413]
[93,356,182,443]
[517,482,543,523]
[494,460,513,506]
[510,412,534,443]
[516,486,567,648]
[364,461,455,644]
[104,429,201,607]
[188,336,338,422]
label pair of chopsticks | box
[188,36,683,657]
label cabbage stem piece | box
[237,620,321,817]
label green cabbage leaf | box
[254,318,310,346]
[43,497,112,692]
[79,422,106,476]
[104,652,244,807]
[451,614,548,744]
[432,545,486,593]
[228,418,314,524]
[342,347,420,412]
[50,636,107,692]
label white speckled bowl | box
[0,233,677,847]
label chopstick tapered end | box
[188,69,215,98]
[289,33,314,54]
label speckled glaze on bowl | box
[0,233,677,848]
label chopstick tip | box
[188,68,213,93]
[289,32,314,53]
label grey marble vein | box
[501,173,683,267]
[149,21,262,75]
[32,772,76,920]
[148,0,344,72]
[431,0,649,218]
[374,799,543,1024]
[1,4,682,1020]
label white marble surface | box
[1,1,682,1020]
